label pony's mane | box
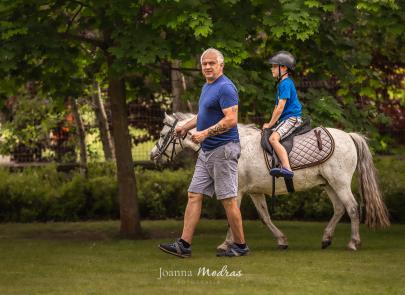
[172,112,194,121]
[239,123,260,131]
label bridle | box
[155,119,195,162]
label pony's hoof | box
[216,242,231,252]
[347,244,357,251]
[321,240,332,249]
[278,244,288,250]
[347,240,358,251]
[347,239,361,251]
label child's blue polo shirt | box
[276,77,302,121]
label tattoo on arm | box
[231,105,238,113]
[207,123,230,137]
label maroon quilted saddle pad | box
[263,127,335,171]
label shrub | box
[0,154,403,223]
[136,168,192,219]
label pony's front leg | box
[216,191,243,252]
[250,193,288,249]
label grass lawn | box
[0,219,404,295]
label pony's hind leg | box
[250,193,288,249]
[328,183,361,250]
[320,129,361,250]
[322,184,346,249]
[344,192,361,251]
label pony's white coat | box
[151,113,390,251]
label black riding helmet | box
[269,51,296,84]
[268,50,296,70]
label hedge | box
[0,155,403,223]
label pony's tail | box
[349,133,390,228]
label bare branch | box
[65,4,83,33]
[61,32,107,51]
[68,0,94,10]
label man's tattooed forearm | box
[207,123,230,137]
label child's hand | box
[262,123,271,129]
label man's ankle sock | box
[235,243,246,249]
[179,239,191,248]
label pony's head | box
[150,112,199,164]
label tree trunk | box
[171,60,189,112]
[0,111,6,124]
[70,97,88,175]
[107,66,142,237]
[92,81,115,161]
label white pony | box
[150,113,390,251]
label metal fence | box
[1,109,268,167]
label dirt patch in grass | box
[143,228,179,239]
[1,228,180,241]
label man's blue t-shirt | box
[197,75,239,151]
[276,77,302,121]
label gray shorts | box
[188,141,240,200]
[272,116,302,140]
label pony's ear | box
[164,112,171,121]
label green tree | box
[0,0,403,235]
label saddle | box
[261,118,312,165]
[260,119,335,197]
